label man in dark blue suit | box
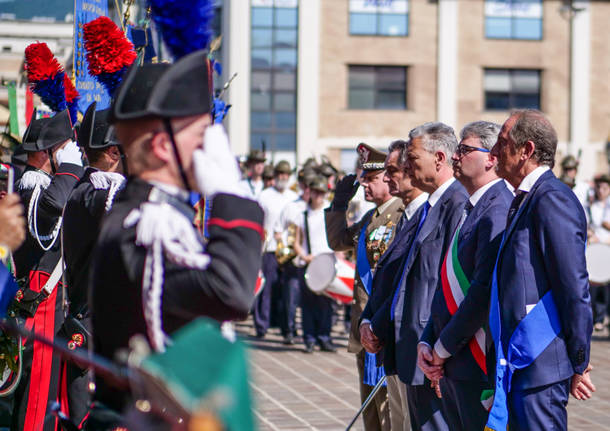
[360,139,428,430]
[365,123,468,431]
[416,121,512,430]
[486,109,594,431]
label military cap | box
[110,49,212,122]
[308,175,329,193]
[262,164,274,180]
[298,167,317,184]
[274,160,292,175]
[317,162,337,178]
[79,102,119,150]
[561,155,579,170]
[357,143,386,171]
[247,149,266,163]
[21,109,73,153]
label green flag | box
[137,319,256,430]
[7,83,19,137]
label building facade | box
[223,0,609,177]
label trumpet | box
[275,223,298,265]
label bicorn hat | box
[110,49,212,122]
[21,109,73,153]
[79,102,119,150]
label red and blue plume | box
[83,16,137,98]
[147,0,215,59]
[63,74,80,125]
[25,42,68,114]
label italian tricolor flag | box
[440,225,488,375]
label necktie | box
[390,201,431,320]
[506,191,526,228]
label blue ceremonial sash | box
[356,216,374,296]
[0,262,18,318]
[357,215,387,387]
[486,202,562,431]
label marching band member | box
[88,50,264,425]
[238,149,267,200]
[417,121,512,430]
[12,110,84,431]
[293,176,336,353]
[274,167,316,345]
[485,110,593,431]
[61,103,127,424]
[253,161,297,339]
[325,143,403,431]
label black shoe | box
[304,343,314,353]
[255,331,266,339]
[319,340,337,353]
[283,335,294,345]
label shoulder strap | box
[41,257,64,297]
[303,209,312,255]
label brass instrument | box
[275,223,298,265]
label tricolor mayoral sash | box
[440,224,487,374]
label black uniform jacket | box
[14,163,84,279]
[90,178,264,411]
[63,167,115,315]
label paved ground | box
[235,315,610,431]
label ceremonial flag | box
[74,0,110,112]
[7,83,19,137]
[0,263,18,318]
[138,319,256,430]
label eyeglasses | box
[455,143,491,156]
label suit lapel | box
[499,170,553,254]
[459,182,500,240]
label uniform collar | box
[376,197,398,215]
[517,166,550,193]
[469,178,503,207]
[428,177,455,207]
[148,180,190,202]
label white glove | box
[55,140,83,167]
[193,125,245,198]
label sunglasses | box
[455,143,491,156]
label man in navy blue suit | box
[360,139,428,430]
[416,121,512,430]
[365,123,468,431]
[486,109,595,431]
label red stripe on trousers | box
[23,271,59,431]
[60,362,70,422]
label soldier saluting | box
[87,50,264,424]
[61,102,127,424]
[325,143,404,431]
[12,109,85,431]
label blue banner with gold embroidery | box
[74,0,110,113]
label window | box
[485,0,542,40]
[349,0,409,36]
[484,69,541,111]
[348,66,407,110]
[250,0,298,152]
